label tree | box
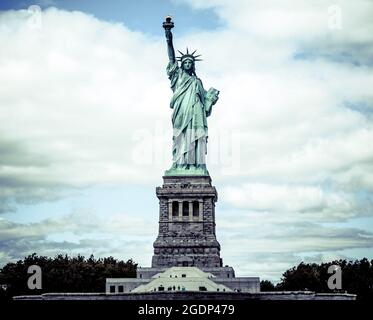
[0,253,137,301]
[260,280,275,291]
[276,262,322,292]
[275,259,373,300]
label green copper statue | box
[163,16,219,176]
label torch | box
[162,15,174,30]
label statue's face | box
[182,59,193,71]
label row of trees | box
[0,253,137,300]
[1,255,372,300]
[260,258,373,300]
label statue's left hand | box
[206,88,219,105]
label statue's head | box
[177,48,202,75]
[181,58,194,73]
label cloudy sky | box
[0,0,373,282]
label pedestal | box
[152,175,222,268]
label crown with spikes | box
[176,47,202,63]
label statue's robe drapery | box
[167,61,210,167]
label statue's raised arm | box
[162,16,175,63]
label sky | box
[0,0,373,282]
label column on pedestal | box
[178,200,183,221]
[199,200,203,222]
[168,200,173,221]
[189,201,193,221]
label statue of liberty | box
[163,16,219,176]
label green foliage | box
[275,258,373,300]
[3,255,372,301]
[260,280,275,291]
[0,253,137,300]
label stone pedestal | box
[152,175,222,268]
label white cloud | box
[181,0,373,43]
[0,210,155,267]
[221,183,354,216]
[0,8,172,202]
